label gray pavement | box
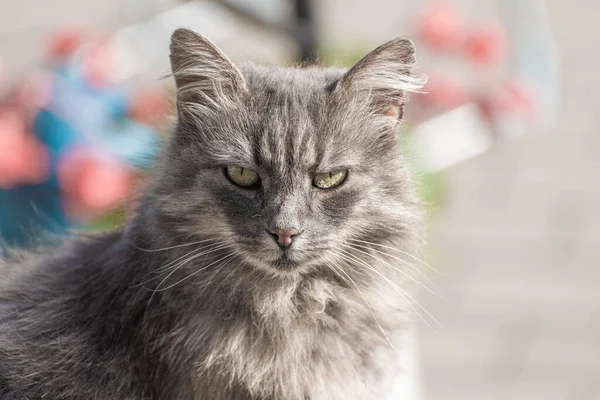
[417,1,600,398]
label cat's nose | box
[269,228,299,248]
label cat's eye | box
[313,170,348,189]
[226,166,259,188]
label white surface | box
[389,323,423,400]
[110,2,241,82]
[410,104,494,173]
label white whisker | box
[130,237,222,253]
[348,238,440,274]
[200,253,239,289]
[155,252,237,292]
[323,256,395,349]
[133,243,231,288]
[151,245,231,287]
[337,249,444,332]
[153,242,229,274]
[143,249,235,319]
[221,253,246,285]
[336,250,428,328]
[346,242,439,289]
[342,244,442,298]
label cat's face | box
[154,29,424,275]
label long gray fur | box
[0,28,426,399]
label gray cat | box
[0,29,426,399]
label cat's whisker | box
[335,250,427,325]
[200,252,239,289]
[153,242,230,274]
[155,252,237,292]
[320,260,352,288]
[142,251,208,322]
[130,246,202,286]
[351,243,442,294]
[337,249,444,332]
[220,260,244,288]
[134,243,231,288]
[322,256,395,349]
[347,238,441,275]
[154,244,231,279]
[138,241,227,280]
[341,244,443,298]
[220,250,248,285]
[129,237,222,252]
[348,238,433,278]
[144,249,235,313]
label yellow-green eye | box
[226,166,259,188]
[313,170,348,189]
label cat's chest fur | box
[188,278,404,400]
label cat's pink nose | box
[269,228,299,248]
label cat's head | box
[149,29,424,276]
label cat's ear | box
[334,38,424,120]
[170,28,247,117]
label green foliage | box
[86,207,126,232]
[397,127,444,219]
[317,43,371,67]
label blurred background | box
[0,0,596,399]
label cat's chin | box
[272,253,301,270]
[241,249,318,276]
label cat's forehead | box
[237,66,351,172]
[241,65,344,95]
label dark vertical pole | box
[293,0,317,63]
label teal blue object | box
[0,185,71,249]
[103,119,162,170]
[0,59,162,249]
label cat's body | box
[0,29,426,399]
[0,232,407,399]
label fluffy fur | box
[0,29,426,399]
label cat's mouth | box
[241,245,313,272]
[236,236,322,272]
[272,252,300,270]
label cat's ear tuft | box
[169,28,246,117]
[335,38,425,120]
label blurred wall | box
[0,0,126,76]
